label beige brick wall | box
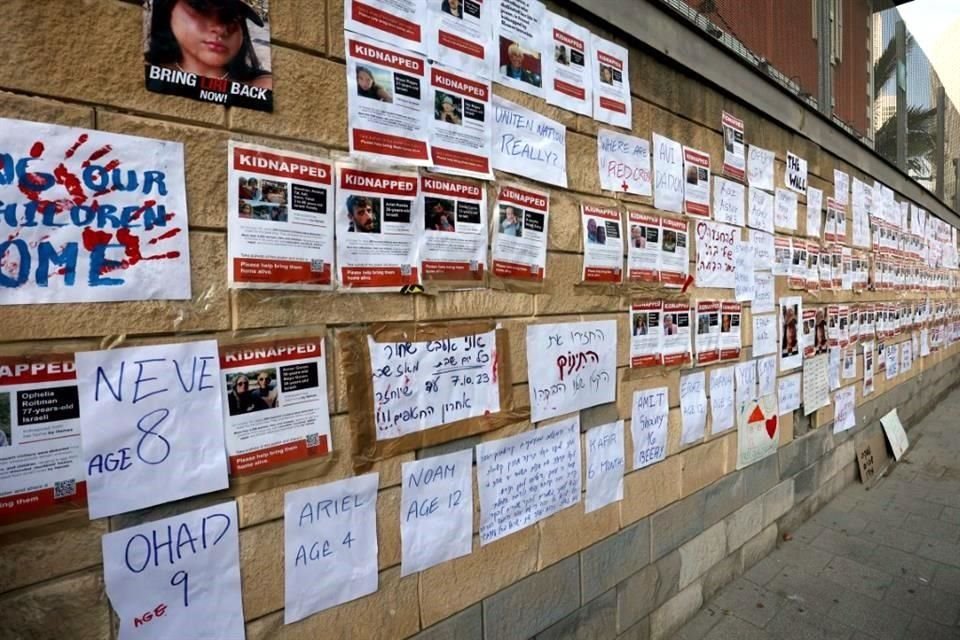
[1,1,958,638]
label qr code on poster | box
[305,433,320,448]
[400,264,411,276]
[54,479,76,499]
[310,259,325,273]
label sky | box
[898,0,960,104]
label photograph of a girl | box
[144,0,273,110]
[356,66,393,103]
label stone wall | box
[1,1,958,639]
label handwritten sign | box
[284,473,379,622]
[400,451,472,575]
[758,355,777,397]
[493,96,567,187]
[750,229,775,272]
[734,240,755,302]
[803,353,830,414]
[753,314,777,356]
[585,421,625,513]
[736,394,779,469]
[881,409,909,460]
[885,343,899,379]
[597,129,651,195]
[368,331,500,440]
[0,118,191,305]
[833,385,856,433]
[735,360,758,407]
[786,151,807,193]
[102,502,243,640]
[709,366,735,434]
[777,373,801,415]
[806,186,823,238]
[747,145,774,191]
[652,133,683,213]
[76,341,228,518]
[748,187,774,233]
[774,188,798,230]
[753,270,775,314]
[680,371,707,445]
[631,387,668,469]
[695,220,737,288]
[477,416,581,544]
[527,320,617,422]
[714,177,745,226]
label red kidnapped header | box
[0,356,76,385]
[341,168,418,196]
[349,39,424,75]
[597,50,623,70]
[422,176,482,200]
[431,68,488,101]
[553,29,584,51]
[220,338,323,368]
[234,147,331,183]
[500,187,547,211]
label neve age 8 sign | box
[76,341,229,518]
[102,502,244,640]
[0,119,190,305]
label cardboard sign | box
[736,395,779,469]
[856,427,892,485]
[880,408,909,460]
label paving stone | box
[701,552,743,602]
[581,519,651,603]
[858,520,924,553]
[771,541,835,575]
[916,539,960,569]
[825,588,912,640]
[790,520,826,544]
[932,563,960,596]
[811,507,869,535]
[765,606,856,640]
[903,615,960,640]
[536,589,617,640]
[711,578,785,628]
[858,544,939,582]
[819,555,894,600]
[616,616,651,640]
[940,506,960,525]
[766,564,848,615]
[882,576,960,626]
[673,606,725,640]
[808,528,877,565]
[483,555,580,640]
[900,513,960,544]
[741,526,777,572]
[701,616,773,640]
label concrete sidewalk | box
[675,389,960,640]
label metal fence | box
[655,0,960,209]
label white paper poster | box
[543,12,591,114]
[694,220,737,288]
[427,0,494,78]
[102,502,244,640]
[734,240,755,302]
[885,343,899,379]
[660,218,690,288]
[662,302,693,366]
[493,0,545,97]
[758,355,777,397]
[680,371,707,445]
[76,341,228,519]
[780,296,803,371]
[736,394,779,469]
[709,366,736,434]
[428,62,494,178]
[880,409,909,460]
[748,186,774,234]
[721,111,746,180]
[683,147,711,217]
[714,177,745,227]
[220,337,332,475]
[753,314,777,356]
[491,183,549,281]
[492,96,567,187]
[527,320,617,422]
[862,340,875,396]
[346,0,427,53]
[598,129,651,195]
[369,330,500,439]
[335,163,422,291]
[842,347,856,380]
[777,373,801,415]
[833,385,856,434]
[829,347,841,391]
[786,151,807,193]
[477,416,580,544]
[227,142,334,290]
[585,420,625,513]
[631,387,669,469]
[802,353,830,415]
[806,186,823,238]
[750,229,775,272]
[747,145,774,191]
[735,360,758,407]
[284,474,379,623]
[400,450,473,575]
[582,204,624,283]
[591,35,631,128]
[653,133,684,213]
[901,341,913,373]
[834,169,849,206]
[774,188,798,230]
[0,119,191,305]
[346,33,431,166]
[420,175,488,283]
[0,353,84,522]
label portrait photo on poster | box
[143,0,273,111]
[494,0,545,97]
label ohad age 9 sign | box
[101,501,244,640]
[76,340,229,519]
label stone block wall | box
[1,1,959,639]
